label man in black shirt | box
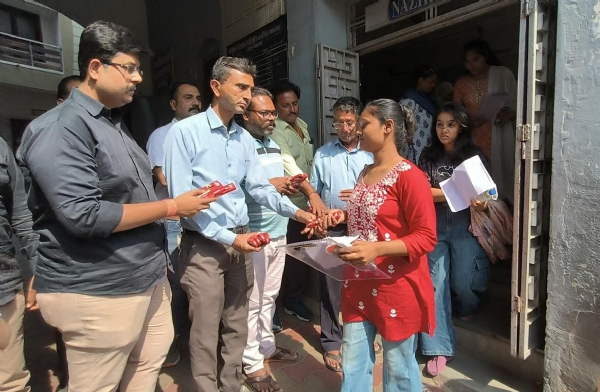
[17,20,215,390]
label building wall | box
[35,0,152,96]
[545,1,600,391]
[0,4,77,92]
[0,84,55,147]
[286,0,347,142]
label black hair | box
[169,81,200,101]
[211,56,257,82]
[364,99,416,153]
[332,96,363,117]
[412,64,438,83]
[464,39,501,67]
[78,20,150,78]
[420,102,481,165]
[57,75,81,100]
[270,80,301,103]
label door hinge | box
[514,296,523,313]
[518,124,531,142]
[521,0,532,17]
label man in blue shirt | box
[163,57,315,392]
[310,96,374,372]
[241,87,301,392]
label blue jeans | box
[166,220,187,336]
[341,321,421,392]
[421,206,489,357]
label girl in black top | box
[417,102,490,377]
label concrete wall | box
[286,0,347,142]
[35,0,152,97]
[0,5,77,92]
[545,1,600,391]
[0,84,55,147]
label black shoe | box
[162,334,181,368]
[272,311,283,334]
[284,299,314,322]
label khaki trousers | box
[179,230,253,392]
[36,279,173,392]
[0,291,31,392]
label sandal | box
[374,341,382,354]
[265,347,300,363]
[245,373,281,392]
[323,351,343,372]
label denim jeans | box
[341,321,421,392]
[421,205,490,357]
[166,219,187,336]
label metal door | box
[316,44,360,146]
[511,0,557,360]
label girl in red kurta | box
[327,99,437,392]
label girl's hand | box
[336,240,380,266]
[470,198,488,211]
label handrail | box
[0,31,61,49]
[0,31,63,72]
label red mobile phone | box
[290,173,307,186]
[306,211,343,228]
[198,181,223,197]
[207,183,236,197]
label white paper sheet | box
[439,155,497,212]
[477,93,509,122]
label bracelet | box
[164,199,178,216]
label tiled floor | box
[23,299,541,392]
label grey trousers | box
[179,229,254,392]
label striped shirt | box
[244,136,289,238]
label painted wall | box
[545,1,600,391]
[286,0,347,143]
[35,0,152,96]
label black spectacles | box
[102,61,144,77]
[247,109,278,119]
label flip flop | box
[265,347,300,363]
[323,351,343,372]
[374,341,382,354]
[245,373,281,392]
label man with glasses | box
[309,96,373,372]
[146,81,202,368]
[270,80,327,328]
[163,57,316,392]
[17,21,214,390]
[240,88,301,392]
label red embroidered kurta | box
[342,160,438,342]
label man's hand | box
[338,189,354,202]
[308,193,327,217]
[295,210,317,224]
[270,177,299,195]
[494,106,516,124]
[174,189,218,217]
[232,232,263,254]
[317,209,346,231]
[336,240,381,266]
[25,278,38,311]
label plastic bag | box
[469,199,513,263]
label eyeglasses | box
[247,109,278,119]
[332,121,357,130]
[102,61,144,77]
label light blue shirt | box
[163,106,299,246]
[244,136,289,238]
[310,138,374,210]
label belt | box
[228,225,249,234]
[182,225,248,237]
